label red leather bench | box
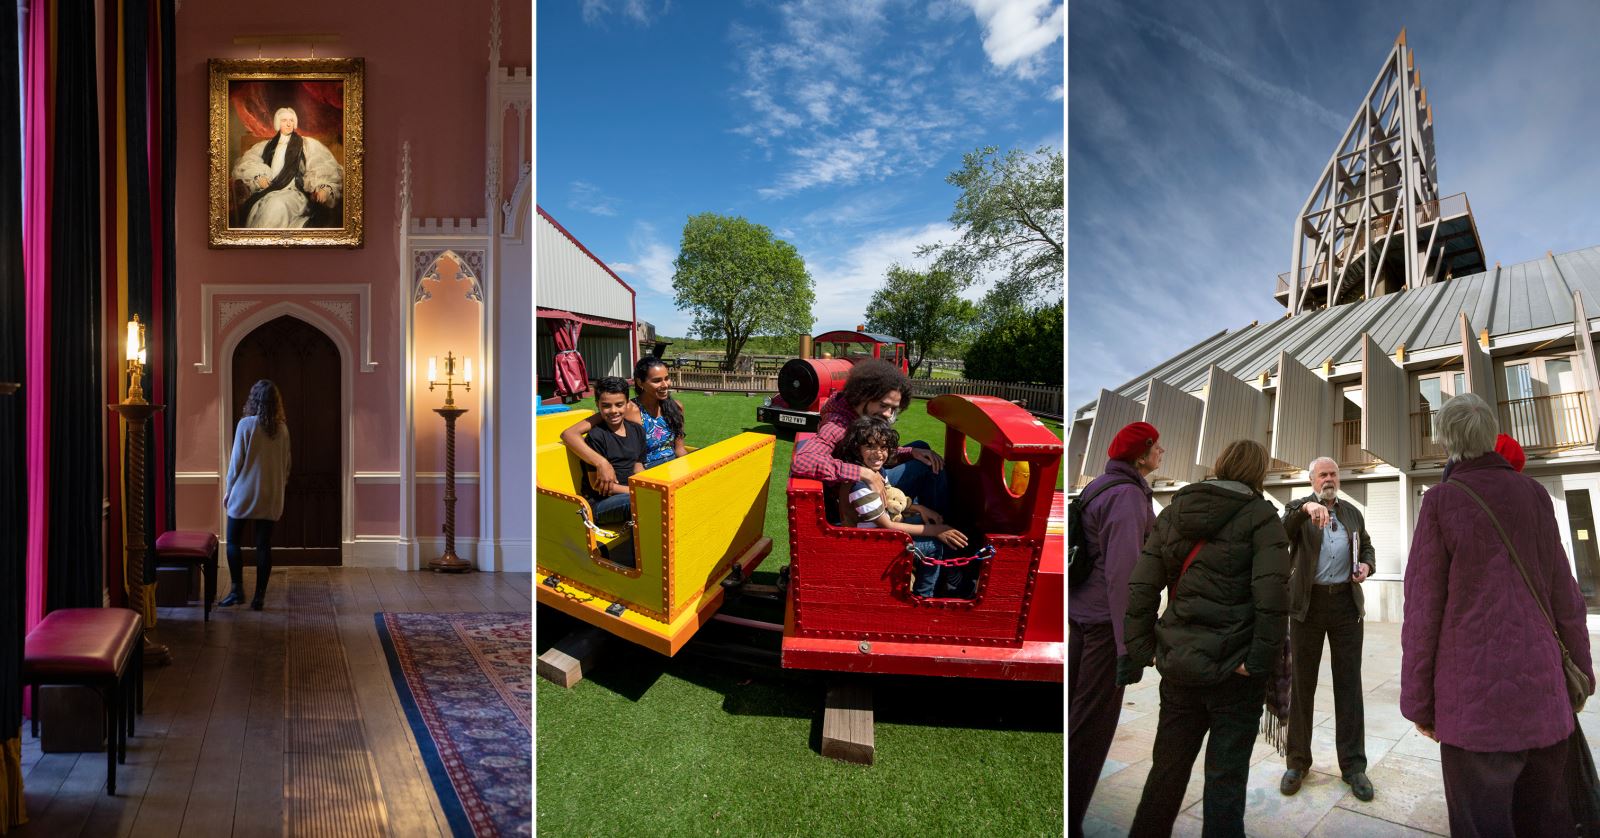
[154,530,219,620]
[23,608,145,795]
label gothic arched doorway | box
[230,315,343,565]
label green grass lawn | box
[537,393,1066,837]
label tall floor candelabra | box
[111,316,171,665]
[427,351,473,573]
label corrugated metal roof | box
[535,206,636,321]
[1082,244,1600,415]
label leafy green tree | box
[864,265,978,378]
[920,145,1063,305]
[964,304,1063,385]
[672,213,815,370]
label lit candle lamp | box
[428,356,437,383]
[464,358,472,384]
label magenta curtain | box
[23,0,52,638]
[551,319,588,401]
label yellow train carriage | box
[535,410,775,655]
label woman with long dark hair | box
[221,379,292,610]
[559,357,688,494]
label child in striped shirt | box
[833,416,969,596]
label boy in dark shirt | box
[583,377,646,529]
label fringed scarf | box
[1261,640,1292,756]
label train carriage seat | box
[536,408,776,655]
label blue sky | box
[536,0,1064,340]
[1068,0,1600,415]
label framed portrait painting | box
[208,58,364,247]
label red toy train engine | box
[757,328,910,433]
[780,394,1064,681]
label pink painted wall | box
[173,0,528,542]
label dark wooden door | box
[231,315,342,565]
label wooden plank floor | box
[11,566,532,838]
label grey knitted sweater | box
[224,415,292,521]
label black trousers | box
[1067,619,1123,838]
[1287,585,1366,775]
[1440,737,1573,837]
[225,516,276,595]
[1130,672,1266,838]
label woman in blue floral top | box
[559,357,687,493]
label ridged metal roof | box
[1080,244,1600,415]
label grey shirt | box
[224,415,292,521]
[1315,502,1353,583]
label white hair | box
[1307,456,1339,475]
[1436,392,1498,460]
[273,107,298,125]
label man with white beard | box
[1278,457,1377,803]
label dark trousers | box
[1287,585,1366,775]
[1130,673,1266,838]
[1440,737,1573,837]
[225,516,276,595]
[1067,619,1123,838]
[884,440,949,517]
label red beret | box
[1495,433,1526,472]
[1108,421,1159,462]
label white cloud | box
[1047,83,1063,101]
[802,221,1000,329]
[582,0,671,27]
[729,1,1027,199]
[570,181,619,217]
[960,0,1063,79]
[606,222,677,297]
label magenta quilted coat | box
[1401,453,1594,752]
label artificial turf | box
[536,392,1066,837]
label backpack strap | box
[1080,476,1137,508]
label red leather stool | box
[23,608,144,795]
[154,530,219,621]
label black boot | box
[251,586,266,611]
[219,587,245,607]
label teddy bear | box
[882,485,910,523]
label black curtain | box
[0,0,27,734]
[160,0,177,534]
[123,0,156,570]
[46,0,104,610]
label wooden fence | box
[673,370,781,392]
[672,370,1063,420]
[909,378,1064,419]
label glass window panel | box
[1507,363,1534,400]
[1453,372,1465,395]
[1547,358,1577,394]
[1419,377,1442,410]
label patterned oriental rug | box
[376,612,532,837]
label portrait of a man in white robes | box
[230,106,343,229]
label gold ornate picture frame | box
[208,58,364,247]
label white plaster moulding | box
[195,283,378,374]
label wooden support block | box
[821,683,874,765]
[536,626,607,689]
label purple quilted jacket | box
[1401,453,1595,752]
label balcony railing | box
[1499,393,1592,453]
[1333,419,1380,466]
[1412,410,1446,461]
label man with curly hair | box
[790,359,947,515]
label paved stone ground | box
[1082,622,1600,837]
